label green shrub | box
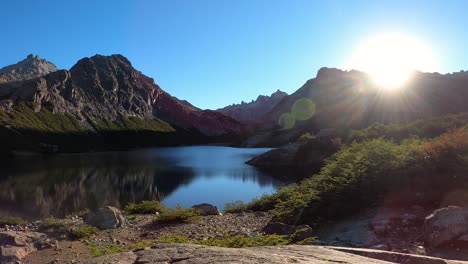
[68,224,99,240]
[157,234,290,248]
[224,201,248,213]
[124,200,167,215]
[156,205,202,224]
[87,242,124,257]
[0,216,27,227]
[38,217,69,231]
[297,132,315,143]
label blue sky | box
[1,0,467,109]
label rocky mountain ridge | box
[217,90,287,124]
[0,54,244,136]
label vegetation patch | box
[156,205,202,224]
[156,234,310,248]
[68,224,99,240]
[348,113,468,142]
[124,200,167,215]
[0,216,27,227]
[87,242,125,257]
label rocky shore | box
[1,204,468,263]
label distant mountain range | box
[1,54,468,150]
[217,90,287,124]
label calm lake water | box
[0,146,284,219]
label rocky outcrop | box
[424,206,468,250]
[0,231,48,263]
[0,54,58,84]
[191,203,221,216]
[217,90,287,124]
[246,143,301,168]
[84,206,125,230]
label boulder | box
[0,231,47,263]
[424,206,468,249]
[84,206,125,230]
[191,203,221,216]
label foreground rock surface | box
[84,206,125,230]
[82,244,468,264]
[0,231,48,263]
[83,244,392,264]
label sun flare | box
[349,33,437,90]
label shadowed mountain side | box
[247,68,468,146]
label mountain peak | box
[0,54,58,83]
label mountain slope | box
[263,67,468,130]
[0,54,244,136]
[217,90,287,124]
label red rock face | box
[153,90,245,136]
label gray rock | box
[246,143,301,168]
[191,203,221,216]
[0,231,47,263]
[424,206,468,249]
[85,206,125,230]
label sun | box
[349,33,437,90]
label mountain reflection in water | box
[0,146,284,219]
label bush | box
[420,128,468,170]
[156,205,202,224]
[38,217,68,231]
[124,200,167,215]
[157,234,291,248]
[224,201,248,213]
[87,242,124,257]
[68,224,99,240]
[297,132,315,143]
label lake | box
[0,146,284,219]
